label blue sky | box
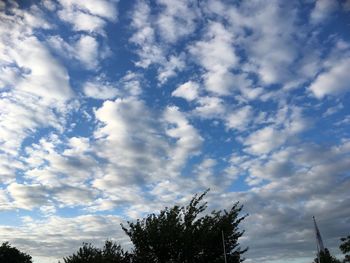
[0,0,350,262]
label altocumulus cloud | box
[0,1,350,263]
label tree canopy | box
[0,242,32,263]
[61,240,131,263]
[121,190,247,263]
[340,235,350,263]
[312,248,341,263]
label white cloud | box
[226,105,253,131]
[74,35,99,70]
[0,214,126,262]
[24,135,99,187]
[93,98,168,185]
[243,1,298,86]
[130,1,186,84]
[130,0,162,68]
[57,0,118,34]
[0,91,70,160]
[172,81,199,101]
[48,34,109,70]
[157,55,185,84]
[189,22,237,95]
[310,0,339,23]
[91,99,203,194]
[53,185,96,206]
[194,96,226,119]
[310,58,350,98]
[8,183,49,209]
[164,106,203,173]
[244,126,286,155]
[83,80,119,100]
[10,36,73,102]
[59,0,118,21]
[243,107,307,155]
[156,0,198,43]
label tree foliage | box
[0,242,32,263]
[313,248,341,263]
[121,190,247,263]
[340,235,350,263]
[61,240,131,263]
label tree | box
[102,240,131,263]
[313,248,341,263]
[121,190,247,263]
[0,242,32,263]
[340,235,350,263]
[62,240,130,263]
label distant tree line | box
[1,191,349,263]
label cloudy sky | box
[0,0,350,262]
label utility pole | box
[222,230,228,263]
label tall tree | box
[340,235,350,263]
[0,242,32,263]
[122,190,247,263]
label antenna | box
[222,230,228,263]
[313,216,325,263]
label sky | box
[0,0,350,262]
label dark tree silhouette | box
[121,190,247,263]
[102,240,131,263]
[0,242,32,263]
[312,248,341,263]
[61,240,130,263]
[340,235,350,263]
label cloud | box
[53,185,96,206]
[310,0,339,23]
[0,93,64,155]
[221,142,350,262]
[156,0,198,43]
[24,135,99,187]
[194,96,226,119]
[93,98,168,186]
[163,106,203,173]
[129,0,162,68]
[172,81,199,101]
[225,105,253,131]
[57,0,118,34]
[189,22,237,95]
[74,35,99,70]
[310,58,350,98]
[243,106,307,155]
[0,214,126,262]
[0,5,74,165]
[59,0,118,21]
[8,183,49,210]
[129,1,188,84]
[83,80,119,100]
[48,34,106,70]
[157,55,185,84]
[12,37,73,101]
[92,99,203,190]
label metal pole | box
[222,230,228,263]
[317,243,321,263]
